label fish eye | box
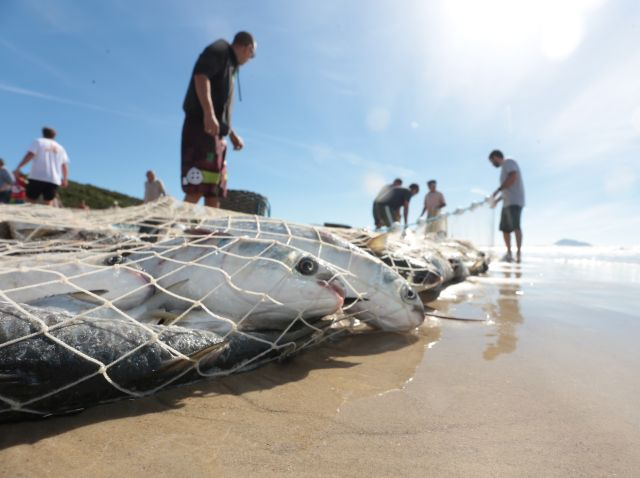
[296,257,318,276]
[401,284,418,302]
[104,255,126,266]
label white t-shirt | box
[144,180,166,202]
[28,138,69,186]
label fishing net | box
[327,198,493,292]
[0,196,491,421]
[0,198,365,420]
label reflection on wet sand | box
[482,266,524,360]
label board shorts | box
[26,179,58,201]
[374,202,400,228]
[181,115,228,198]
[499,205,523,233]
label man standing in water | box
[181,31,256,208]
[14,127,69,206]
[489,149,525,263]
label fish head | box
[225,240,346,320]
[344,262,425,332]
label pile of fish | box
[0,212,488,422]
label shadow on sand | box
[0,331,424,449]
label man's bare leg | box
[204,196,220,208]
[515,229,523,263]
[184,193,202,204]
[503,231,513,261]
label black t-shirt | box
[182,39,238,136]
[377,187,412,210]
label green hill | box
[56,181,270,215]
[58,180,143,209]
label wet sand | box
[2,250,639,477]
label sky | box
[1,0,639,246]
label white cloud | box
[366,107,390,132]
[0,82,165,124]
[632,107,640,134]
[363,172,386,196]
[605,166,637,195]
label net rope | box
[0,196,491,420]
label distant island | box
[555,239,592,247]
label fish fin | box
[165,279,189,291]
[160,340,228,375]
[136,309,179,326]
[366,233,389,254]
[183,228,219,236]
[67,290,109,304]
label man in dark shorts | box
[374,183,420,228]
[489,149,526,263]
[14,127,69,206]
[181,31,256,208]
[372,178,402,228]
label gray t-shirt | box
[500,159,525,207]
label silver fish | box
[189,217,425,332]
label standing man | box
[14,127,69,206]
[0,159,14,204]
[489,149,525,263]
[181,31,256,208]
[372,177,402,228]
[420,180,447,234]
[374,183,420,228]
[144,170,166,203]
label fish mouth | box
[318,280,346,307]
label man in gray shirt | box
[144,170,166,203]
[489,149,525,263]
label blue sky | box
[1,0,639,246]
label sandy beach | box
[1,247,639,477]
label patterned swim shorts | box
[181,115,228,198]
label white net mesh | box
[0,197,490,421]
[0,198,427,421]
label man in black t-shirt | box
[374,183,420,228]
[181,31,256,208]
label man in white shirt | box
[14,127,69,206]
[489,149,526,263]
[144,170,167,203]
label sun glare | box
[436,0,606,62]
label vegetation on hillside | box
[58,180,143,209]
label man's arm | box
[403,200,410,225]
[194,74,219,137]
[439,194,446,209]
[493,171,517,197]
[61,163,68,188]
[159,180,166,196]
[14,151,35,175]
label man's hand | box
[61,178,68,188]
[229,130,244,151]
[204,114,220,137]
